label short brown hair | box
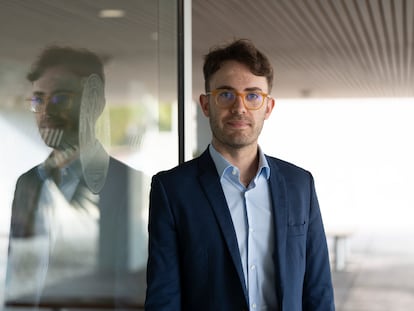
[203,39,273,93]
[27,45,105,83]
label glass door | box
[0,1,179,309]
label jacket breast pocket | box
[287,222,306,236]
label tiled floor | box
[333,233,414,311]
[2,233,414,311]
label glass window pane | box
[0,1,178,309]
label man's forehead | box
[32,66,82,92]
[209,60,268,90]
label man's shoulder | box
[155,156,201,178]
[265,155,312,179]
[153,150,213,183]
[108,156,135,172]
[16,165,42,184]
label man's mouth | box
[39,118,66,129]
[39,128,64,147]
[226,118,250,128]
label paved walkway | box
[2,233,414,310]
[332,233,414,311]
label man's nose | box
[231,95,246,114]
[44,99,59,114]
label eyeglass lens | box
[216,90,264,108]
[30,93,74,112]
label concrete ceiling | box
[193,0,414,98]
[0,0,413,105]
[0,0,176,106]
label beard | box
[39,127,64,148]
[40,127,80,169]
[209,115,264,149]
[39,127,79,152]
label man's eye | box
[218,91,235,100]
[51,94,72,105]
[32,96,44,104]
[245,92,261,101]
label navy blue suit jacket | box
[8,156,143,306]
[145,149,335,311]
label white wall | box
[260,98,414,254]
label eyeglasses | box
[26,92,76,113]
[205,89,271,110]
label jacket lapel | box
[197,150,249,302]
[267,157,288,307]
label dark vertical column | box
[177,0,185,164]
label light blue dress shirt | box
[37,158,82,201]
[6,159,100,303]
[209,144,277,311]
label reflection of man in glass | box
[26,48,108,192]
[7,46,145,309]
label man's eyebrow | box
[32,89,76,95]
[215,85,235,90]
[215,86,264,92]
[244,87,264,92]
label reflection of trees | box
[106,101,173,150]
[107,105,147,147]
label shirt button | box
[249,228,254,233]
[252,303,257,309]
[250,265,256,270]
[232,168,237,175]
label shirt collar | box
[209,144,270,180]
[37,154,82,182]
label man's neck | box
[49,146,80,169]
[212,141,259,187]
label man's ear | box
[199,94,210,117]
[264,97,275,120]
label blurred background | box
[1,1,414,310]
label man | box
[7,46,146,308]
[145,39,335,310]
